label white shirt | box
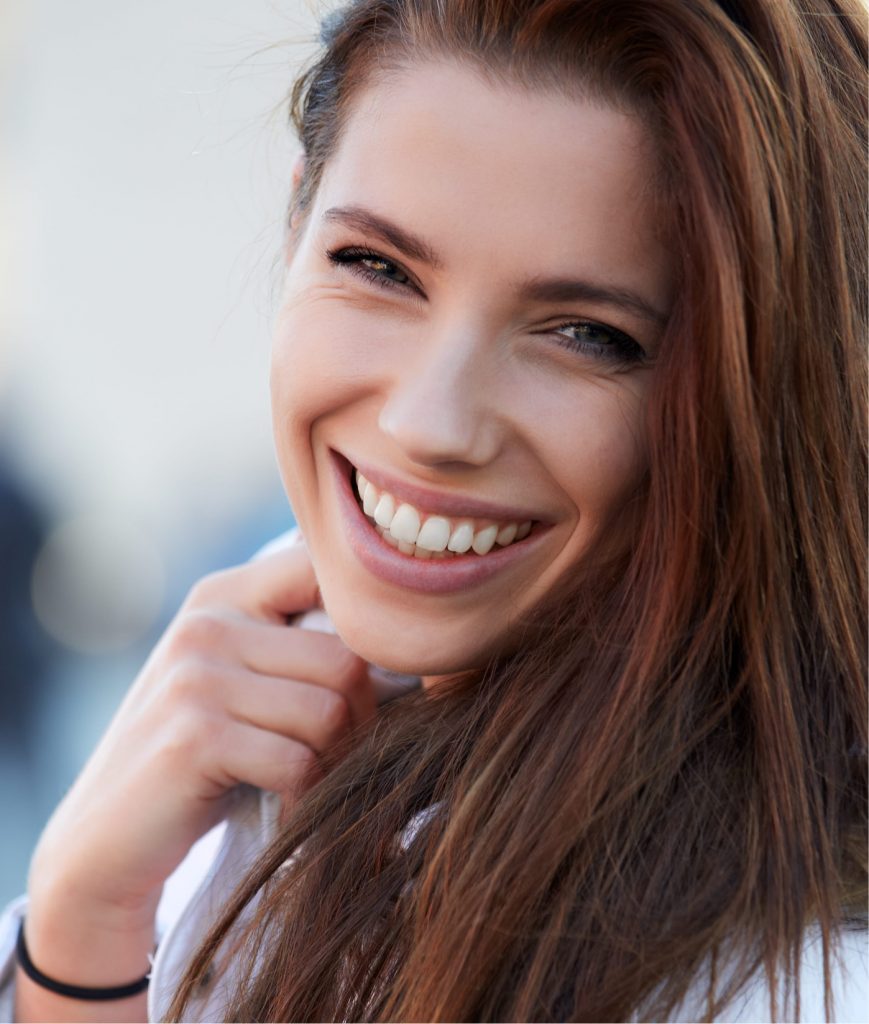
[0,779,866,1022]
[0,530,866,1021]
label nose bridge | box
[377,317,502,467]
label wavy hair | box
[167,1,867,1020]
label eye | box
[547,320,648,366]
[326,246,415,291]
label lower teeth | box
[374,522,458,558]
[356,486,531,558]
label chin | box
[321,596,487,676]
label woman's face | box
[271,61,672,676]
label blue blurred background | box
[0,0,320,906]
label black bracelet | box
[16,917,153,1001]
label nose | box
[377,324,504,469]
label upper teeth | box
[354,470,532,556]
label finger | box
[164,610,377,728]
[189,542,321,622]
[218,667,359,753]
[211,721,323,798]
[234,621,377,726]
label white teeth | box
[447,521,474,553]
[416,516,451,552]
[389,503,421,544]
[354,468,535,558]
[496,522,518,547]
[472,525,498,555]
[362,482,379,517]
[376,524,399,547]
[373,493,395,529]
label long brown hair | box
[167,1,867,1020]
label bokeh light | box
[31,514,166,654]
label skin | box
[272,60,673,678]
[15,61,673,1022]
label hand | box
[27,542,375,927]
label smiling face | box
[270,60,673,676]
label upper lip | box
[334,450,549,523]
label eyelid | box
[327,244,423,294]
[541,318,649,365]
[544,317,644,349]
[328,244,652,362]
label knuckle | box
[294,741,320,771]
[318,690,351,742]
[186,570,222,603]
[186,568,238,606]
[284,742,319,782]
[160,706,219,766]
[333,648,368,693]
[165,657,214,706]
[170,609,227,657]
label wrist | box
[23,882,159,990]
[27,850,163,932]
[16,917,154,1000]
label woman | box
[3,0,866,1020]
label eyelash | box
[327,246,415,291]
[325,245,648,367]
[548,321,647,366]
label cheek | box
[269,303,379,513]
[270,294,389,413]
[269,312,330,512]
[552,382,649,523]
[270,306,349,439]
[270,332,306,484]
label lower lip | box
[330,451,551,595]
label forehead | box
[312,60,671,305]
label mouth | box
[330,450,552,595]
[353,466,535,558]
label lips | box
[330,449,552,595]
[354,469,534,557]
[346,453,549,524]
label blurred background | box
[0,0,321,905]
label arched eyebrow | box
[323,204,668,326]
[324,205,444,270]
[518,276,668,326]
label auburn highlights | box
[167,1,867,1020]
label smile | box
[355,469,533,559]
[330,450,552,595]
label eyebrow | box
[323,204,668,327]
[324,205,444,270]
[517,276,668,327]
